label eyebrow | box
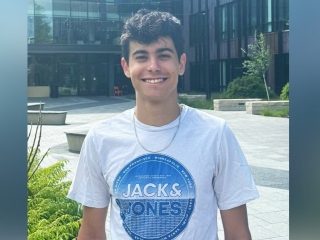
[132,50,148,56]
[156,48,174,54]
[131,47,174,56]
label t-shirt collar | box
[131,104,189,132]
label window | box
[189,13,205,46]
[261,0,272,33]
[220,5,228,40]
[274,0,289,31]
[28,0,35,43]
[249,0,257,35]
[218,2,237,40]
[220,61,227,92]
[231,2,238,39]
[34,0,53,43]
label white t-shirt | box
[67,105,259,240]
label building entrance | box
[56,54,113,96]
[58,63,78,96]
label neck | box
[135,95,181,127]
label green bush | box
[225,75,277,99]
[280,82,289,100]
[28,150,82,240]
[28,112,82,240]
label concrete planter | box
[246,101,289,115]
[213,99,262,111]
[27,103,45,110]
[28,111,67,125]
[64,125,92,152]
[65,133,87,152]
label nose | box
[147,56,160,72]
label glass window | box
[231,2,238,39]
[28,16,35,44]
[88,1,100,20]
[220,5,228,40]
[34,16,53,43]
[240,0,246,37]
[71,0,87,19]
[220,61,227,91]
[35,0,52,17]
[274,0,289,31]
[262,0,272,32]
[34,55,53,86]
[28,0,35,16]
[249,0,257,35]
[284,0,289,29]
[34,0,53,43]
[189,13,205,46]
[53,16,72,44]
[53,0,70,18]
[28,55,35,86]
[53,0,71,44]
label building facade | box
[27,0,289,97]
[184,0,289,94]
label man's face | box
[121,37,186,102]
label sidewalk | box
[28,96,289,240]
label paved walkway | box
[28,96,289,240]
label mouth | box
[142,78,167,84]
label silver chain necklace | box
[133,104,182,153]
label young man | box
[68,9,259,240]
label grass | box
[260,108,289,117]
[178,98,213,110]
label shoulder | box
[87,108,134,140]
[183,105,226,131]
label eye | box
[159,54,170,58]
[136,55,147,60]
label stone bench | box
[28,111,67,125]
[64,125,92,152]
[214,99,262,111]
[246,101,289,115]
[27,102,45,110]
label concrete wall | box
[28,86,50,97]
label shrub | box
[28,158,83,240]
[226,75,277,99]
[28,110,82,240]
[280,82,289,100]
[260,108,289,117]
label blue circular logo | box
[113,154,196,240]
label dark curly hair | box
[120,9,184,63]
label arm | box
[77,206,108,240]
[220,204,252,240]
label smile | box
[142,78,167,84]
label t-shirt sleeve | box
[213,122,259,210]
[67,126,110,208]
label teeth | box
[145,79,164,83]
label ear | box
[121,58,131,78]
[178,53,186,76]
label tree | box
[242,32,273,101]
